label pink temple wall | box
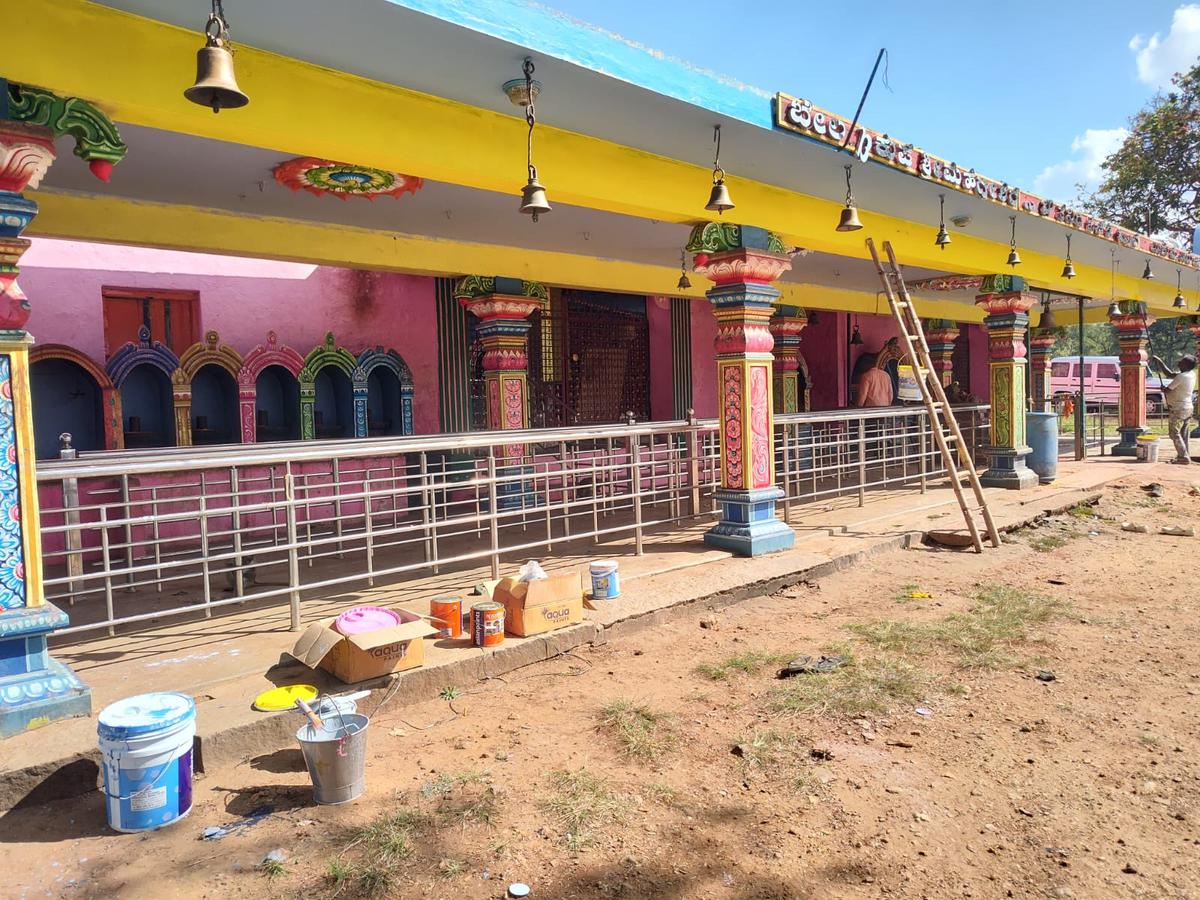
[967,323,989,400]
[21,239,441,434]
[800,312,848,410]
[689,300,717,418]
[646,296,674,421]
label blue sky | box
[542,1,1200,202]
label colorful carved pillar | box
[454,276,547,463]
[1109,300,1155,456]
[922,318,960,388]
[0,122,91,734]
[688,223,795,556]
[769,305,808,413]
[1028,330,1058,412]
[975,275,1037,489]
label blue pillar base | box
[980,445,1038,490]
[1112,426,1144,457]
[0,603,91,739]
[703,487,795,557]
[495,464,538,512]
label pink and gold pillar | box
[454,276,546,463]
[922,319,960,388]
[689,223,795,556]
[769,305,808,413]
[1109,300,1155,456]
[975,275,1037,489]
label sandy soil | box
[5,474,1200,900]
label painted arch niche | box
[172,331,243,446]
[300,333,366,439]
[358,347,415,436]
[106,327,180,449]
[30,345,123,459]
[239,331,304,443]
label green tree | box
[1050,319,1194,366]
[1084,61,1200,244]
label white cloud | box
[1032,128,1129,201]
[1130,4,1200,87]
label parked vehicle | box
[1049,356,1170,410]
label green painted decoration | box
[978,274,1026,294]
[8,84,126,173]
[453,275,548,302]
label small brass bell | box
[705,177,734,214]
[836,203,863,232]
[935,224,951,249]
[1143,260,1154,279]
[519,176,551,222]
[184,29,249,113]
[1040,307,1059,330]
[1006,247,1022,267]
[1107,300,1121,318]
[1061,260,1076,279]
[677,272,691,291]
[1174,292,1187,309]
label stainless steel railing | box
[35,404,988,640]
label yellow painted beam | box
[9,0,1197,317]
[28,190,986,323]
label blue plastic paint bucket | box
[97,692,196,833]
[589,559,620,600]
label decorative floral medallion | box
[273,157,423,201]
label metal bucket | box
[295,713,369,805]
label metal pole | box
[229,467,242,599]
[857,419,867,507]
[199,494,212,619]
[285,462,301,631]
[364,476,375,588]
[486,453,500,579]
[630,432,643,555]
[59,437,83,604]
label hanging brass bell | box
[1174,292,1187,309]
[935,225,951,248]
[1142,260,1154,280]
[1061,260,1076,279]
[1107,300,1121,318]
[519,177,551,222]
[836,203,863,232]
[705,177,734,214]
[1006,247,1022,267]
[677,272,691,290]
[184,38,249,113]
[1039,307,1059,330]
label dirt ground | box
[6,473,1200,900]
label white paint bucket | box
[589,559,620,600]
[97,691,196,833]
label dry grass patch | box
[847,583,1070,670]
[694,649,790,681]
[598,699,677,763]
[541,768,623,853]
[771,649,927,719]
[327,806,427,896]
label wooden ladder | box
[866,238,1001,552]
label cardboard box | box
[492,572,584,637]
[290,608,437,684]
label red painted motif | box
[722,365,744,489]
[487,378,501,430]
[502,377,525,430]
[749,365,771,489]
[714,323,774,355]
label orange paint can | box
[470,601,505,648]
[430,595,464,638]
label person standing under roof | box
[1151,354,1197,464]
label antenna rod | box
[841,48,886,154]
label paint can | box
[97,691,196,833]
[430,595,464,638]
[470,600,505,648]
[589,559,620,600]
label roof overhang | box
[8,0,1196,316]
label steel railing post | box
[486,452,501,579]
[857,419,867,507]
[285,463,301,631]
[59,438,83,605]
[630,432,643,555]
